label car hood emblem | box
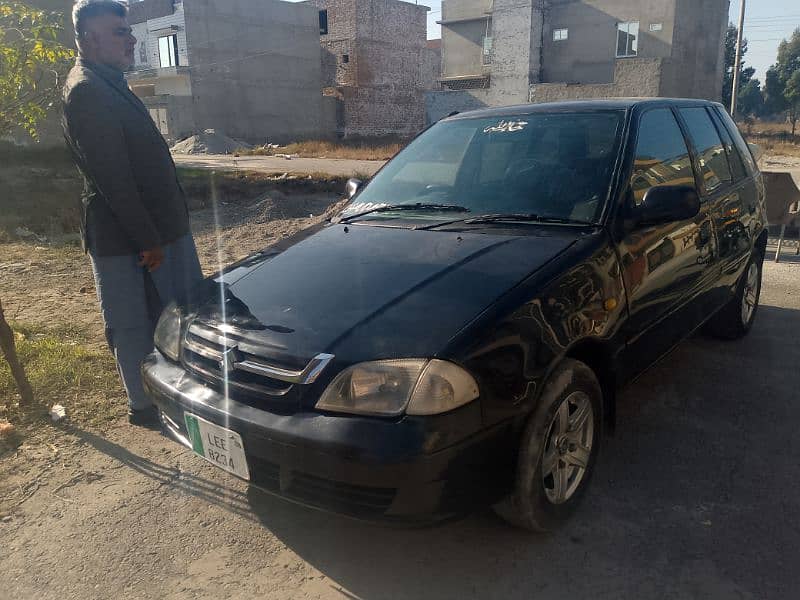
[219,346,240,374]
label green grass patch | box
[0,323,125,429]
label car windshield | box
[341,111,625,225]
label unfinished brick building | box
[306,0,437,138]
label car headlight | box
[153,302,183,362]
[316,359,479,417]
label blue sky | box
[729,0,800,82]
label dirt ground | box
[2,161,800,599]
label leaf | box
[0,1,72,140]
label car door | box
[676,106,753,308]
[615,107,719,379]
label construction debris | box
[49,405,66,423]
[170,129,252,155]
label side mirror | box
[637,185,700,226]
[345,178,363,199]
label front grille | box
[180,320,334,399]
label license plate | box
[184,413,250,480]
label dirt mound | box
[171,129,252,155]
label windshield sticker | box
[483,119,528,133]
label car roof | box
[444,98,723,120]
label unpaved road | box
[2,241,800,598]
[173,154,385,178]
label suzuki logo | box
[218,346,239,374]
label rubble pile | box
[170,129,252,155]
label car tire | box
[706,250,763,340]
[493,358,602,532]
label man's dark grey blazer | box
[62,58,189,256]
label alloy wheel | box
[741,262,759,326]
[541,391,594,505]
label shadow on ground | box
[68,304,800,599]
[239,304,800,599]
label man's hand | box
[138,247,165,272]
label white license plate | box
[184,413,250,480]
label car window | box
[679,107,732,194]
[346,111,624,223]
[715,107,756,176]
[630,108,694,206]
[709,108,747,181]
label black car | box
[143,99,767,530]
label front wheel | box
[494,359,602,532]
[706,251,763,340]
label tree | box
[0,1,74,140]
[774,27,800,83]
[762,67,788,116]
[738,79,763,118]
[722,24,755,111]
[769,28,800,135]
[0,1,73,411]
[786,70,800,136]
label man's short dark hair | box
[72,1,128,37]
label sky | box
[729,0,799,82]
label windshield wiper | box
[462,213,592,225]
[334,203,471,223]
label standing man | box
[62,1,203,426]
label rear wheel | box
[494,359,602,531]
[706,251,763,340]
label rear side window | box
[679,107,732,194]
[709,109,747,180]
[715,107,756,176]
[630,108,694,206]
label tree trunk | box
[0,299,34,407]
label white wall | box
[131,1,190,69]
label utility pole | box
[730,0,746,116]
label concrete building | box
[126,0,326,143]
[428,0,730,123]
[305,0,437,138]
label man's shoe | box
[128,406,161,428]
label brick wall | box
[310,0,430,138]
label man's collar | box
[77,57,126,85]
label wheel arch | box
[563,338,618,435]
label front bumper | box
[142,351,516,524]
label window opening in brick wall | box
[482,18,493,65]
[319,10,328,35]
[616,21,639,58]
[138,40,147,65]
[553,28,568,42]
[158,34,179,68]
[342,54,349,64]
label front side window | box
[679,107,732,194]
[343,111,624,224]
[631,109,694,206]
[158,34,179,68]
[617,21,639,58]
[553,28,569,41]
